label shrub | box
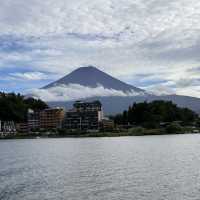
[128,127,145,135]
[165,122,183,134]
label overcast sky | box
[0,0,200,98]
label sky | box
[0,0,200,98]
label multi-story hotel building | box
[40,108,65,130]
[63,101,103,130]
[27,109,40,131]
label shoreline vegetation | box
[1,124,199,139]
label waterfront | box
[1,135,200,200]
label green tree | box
[112,100,198,127]
[0,92,48,122]
[165,122,183,134]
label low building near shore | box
[40,108,65,130]
[16,122,28,133]
[0,121,16,137]
[100,118,115,131]
[27,109,40,131]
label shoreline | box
[0,130,198,140]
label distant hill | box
[48,95,200,115]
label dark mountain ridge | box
[43,66,144,93]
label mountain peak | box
[78,66,98,70]
[72,66,101,73]
[43,66,145,93]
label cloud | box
[142,84,175,96]
[29,84,145,101]
[0,0,200,97]
[9,72,49,81]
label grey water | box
[1,135,200,200]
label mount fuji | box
[32,66,200,115]
[43,66,145,94]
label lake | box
[1,135,200,200]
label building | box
[27,109,40,131]
[16,122,28,133]
[40,108,65,130]
[63,101,103,131]
[100,118,115,131]
[0,121,16,137]
[73,101,102,112]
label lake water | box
[1,135,200,200]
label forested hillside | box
[0,92,48,122]
[112,101,198,128]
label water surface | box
[1,135,200,200]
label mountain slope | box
[43,66,144,93]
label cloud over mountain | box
[30,84,144,102]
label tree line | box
[111,100,198,128]
[0,92,48,122]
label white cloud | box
[9,72,49,81]
[142,84,175,96]
[0,0,200,97]
[29,84,145,101]
[176,85,200,98]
